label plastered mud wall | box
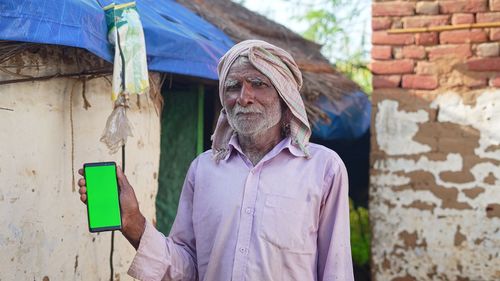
[371,90,500,280]
[0,47,160,280]
[371,0,500,280]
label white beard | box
[226,102,282,136]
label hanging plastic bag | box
[100,94,134,153]
[101,2,149,153]
[105,2,149,100]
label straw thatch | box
[0,41,164,114]
[176,0,362,122]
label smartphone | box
[83,162,122,232]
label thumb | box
[116,165,129,189]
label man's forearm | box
[127,220,198,281]
[122,212,146,250]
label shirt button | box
[245,208,252,214]
[239,247,246,253]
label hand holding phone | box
[78,163,146,248]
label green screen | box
[85,164,121,230]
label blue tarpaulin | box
[311,91,371,140]
[0,0,234,80]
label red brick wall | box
[371,0,500,91]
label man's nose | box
[237,83,254,106]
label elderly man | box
[78,40,353,280]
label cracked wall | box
[371,90,500,280]
[371,1,500,279]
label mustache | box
[232,105,263,115]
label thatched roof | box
[176,0,362,122]
[1,1,362,122]
[0,41,164,113]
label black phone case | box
[83,161,122,233]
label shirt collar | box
[223,134,306,162]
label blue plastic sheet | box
[0,0,234,80]
[311,91,371,141]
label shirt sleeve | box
[128,160,199,281]
[317,155,354,281]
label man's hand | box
[78,166,146,249]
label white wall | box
[0,52,161,280]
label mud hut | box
[0,0,231,279]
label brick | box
[416,1,439,15]
[415,61,439,75]
[476,12,500,23]
[372,46,392,60]
[490,76,500,87]
[439,0,488,13]
[403,15,450,28]
[477,43,500,57]
[415,32,439,45]
[492,0,500,11]
[373,17,392,31]
[372,31,415,45]
[370,60,415,75]
[402,75,438,90]
[373,75,401,89]
[403,46,426,59]
[373,2,415,17]
[451,13,475,25]
[440,30,488,44]
[491,28,500,40]
[467,58,500,71]
[428,44,472,60]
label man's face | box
[223,58,283,136]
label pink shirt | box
[128,136,354,281]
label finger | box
[78,168,84,176]
[116,165,129,187]
[79,186,86,195]
[78,178,86,187]
[80,194,87,203]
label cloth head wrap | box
[211,39,311,162]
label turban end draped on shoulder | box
[211,40,311,162]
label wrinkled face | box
[223,57,283,136]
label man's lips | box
[235,111,261,117]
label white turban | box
[211,40,311,162]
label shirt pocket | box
[259,194,314,254]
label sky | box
[239,0,372,62]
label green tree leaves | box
[293,0,372,93]
[350,199,371,266]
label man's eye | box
[225,84,240,91]
[251,80,267,87]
